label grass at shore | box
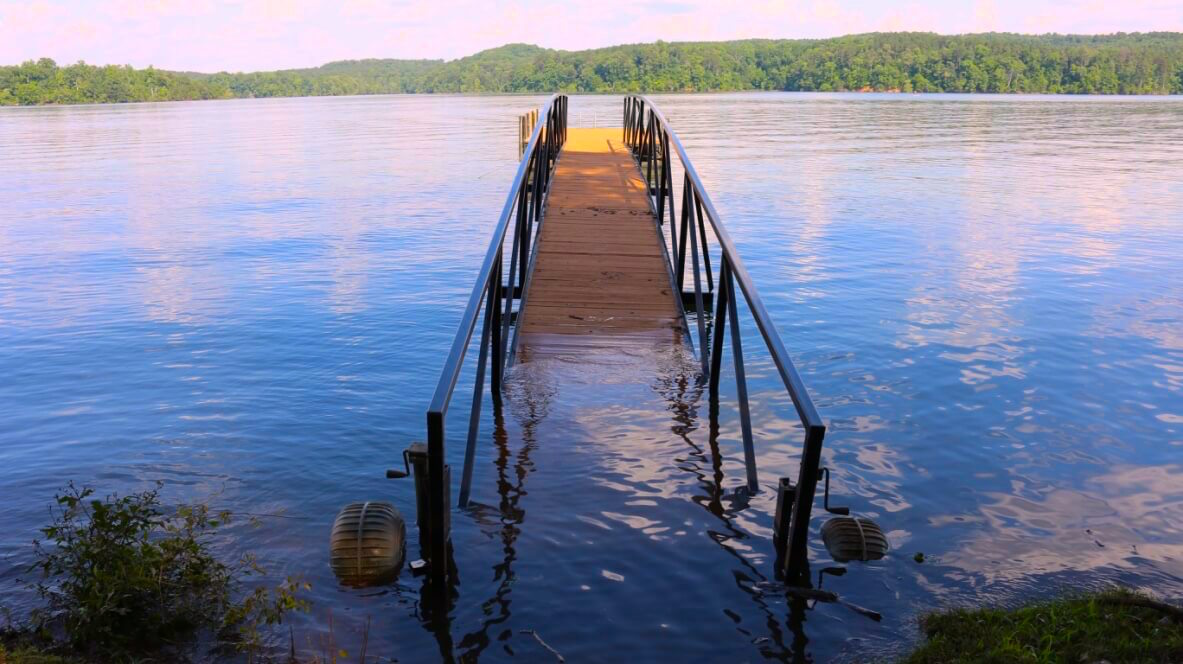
[0,644,75,664]
[903,589,1183,663]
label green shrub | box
[28,483,308,660]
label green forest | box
[3,32,1183,105]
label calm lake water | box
[1,92,1181,662]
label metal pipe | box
[709,256,730,395]
[695,195,714,294]
[459,273,497,508]
[656,128,666,225]
[688,190,709,377]
[425,410,447,584]
[675,180,689,288]
[490,257,503,398]
[786,424,826,581]
[725,264,758,493]
[500,209,522,375]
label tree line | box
[3,32,1182,105]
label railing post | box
[709,257,730,395]
[532,137,544,224]
[490,257,504,397]
[459,273,497,508]
[656,130,667,224]
[425,410,449,585]
[517,172,530,294]
[500,207,522,374]
[676,179,689,287]
[695,196,714,294]
[646,115,655,191]
[687,187,709,377]
[624,98,629,142]
[785,424,826,582]
[663,132,676,230]
[724,264,758,493]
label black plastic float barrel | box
[820,517,889,562]
[329,501,406,586]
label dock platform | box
[517,128,683,361]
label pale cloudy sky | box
[1,0,1180,72]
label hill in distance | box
[3,32,1182,105]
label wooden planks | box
[516,128,683,358]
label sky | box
[1,0,1181,72]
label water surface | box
[1,92,1181,662]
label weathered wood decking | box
[516,128,683,361]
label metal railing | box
[623,95,827,581]
[421,94,567,584]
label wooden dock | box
[421,96,828,590]
[516,128,683,360]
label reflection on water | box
[1,93,1182,661]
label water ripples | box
[2,92,1182,661]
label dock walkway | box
[516,128,682,361]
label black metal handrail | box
[422,94,567,583]
[624,95,826,581]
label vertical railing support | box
[489,257,504,398]
[695,196,714,295]
[663,132,676,230]
[458,273,497,508]
[723,263,758,493]
[675,180,689,288]
[656,129,667,225]
[517,180,530,294]
[688,188,709,377]
[425,410,449,585]
[709,256,729,395]
[784,425,826,582]
[500,222,521,375]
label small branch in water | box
[520,629,564,662]
[783,586,882,621]
[360,615,371,663]
[784,587,838,602]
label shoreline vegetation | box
[904,589,1183,663]
[0,484,311,663]
[2,32,1183,106]
[1,484,1180,661]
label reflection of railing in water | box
[421,94,568,585]
[623,95,828,582]
[418,402,539,661]
[655,368,811,660]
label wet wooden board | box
[516,128,682,356]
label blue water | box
[1,93,1181,662]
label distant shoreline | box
[3,89,1181,110]
[4,33,1182,106]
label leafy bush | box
[28,483,308,660]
